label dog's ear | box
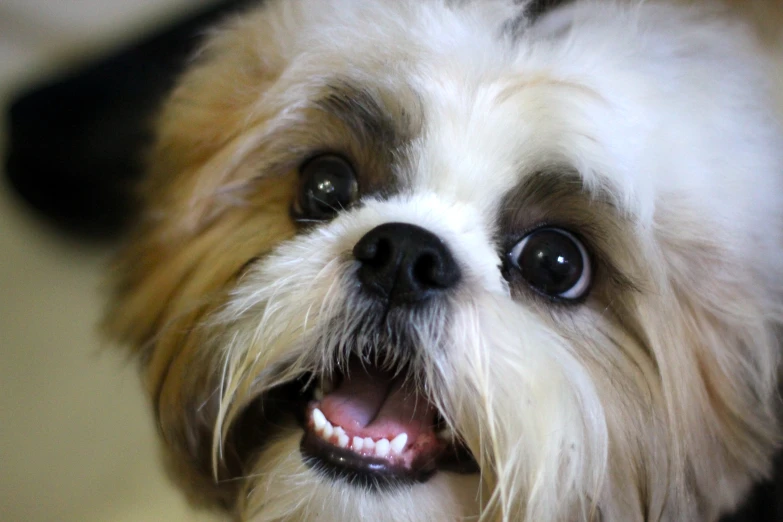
[144,12,291,235]
[102,8,299,505]
[103,7,295,349]
[637,225,782,509]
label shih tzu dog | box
[104,0,783,520]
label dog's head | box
[106,1,783,520]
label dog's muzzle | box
[296,222,477,487]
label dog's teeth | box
[363,437,375,451]
[352,437,364,451]
[375,438,391,458]
[312,408,327,431]
[337,432,350,448]
[322,421,334,439]
[334,426,346,438]
[390,433,408,455]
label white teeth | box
[334,427,348,447]
[375,438,391,458]
[312,408,327,431]
[312,410,408,459]
[337,432,350,448]
[390,433,408,455]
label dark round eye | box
[297,155,358,220]
[509,227,592,300]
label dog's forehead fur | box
[176,0,782,240]
[106,1,783,521]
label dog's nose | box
[353,222,461,305]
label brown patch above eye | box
[497,169,643,303]
[499,170,610,234]
[194,79,424,229]
[305,81,424,199]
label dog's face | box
[106,1,783,521]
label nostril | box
[353,238,375,262]
[354,235,393,268]
[413,249,461,290]
[412,252,440,288]
[371,237,393,268]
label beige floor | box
[0,1,223,521]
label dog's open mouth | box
[228,354,478,488]
[298,357,478,486]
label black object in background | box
[4,0,256,239]
[721,450,783,522]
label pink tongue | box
[319,361,436,441]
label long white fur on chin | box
[104,0,783,520]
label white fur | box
[133,1,783,521]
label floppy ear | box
[102,8,299,505]
[144,9,292,236]
[638,222,782,515]
[104,8,293,350]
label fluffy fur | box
[105,1,783,520]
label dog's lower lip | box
[300,430,438,486]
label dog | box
[104,0,783,520]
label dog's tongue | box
[319,361,436,441]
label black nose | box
[353,223,461,305]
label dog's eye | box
[509,228,592,300]
[297,155,358,220]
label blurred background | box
[0,1,227,520]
